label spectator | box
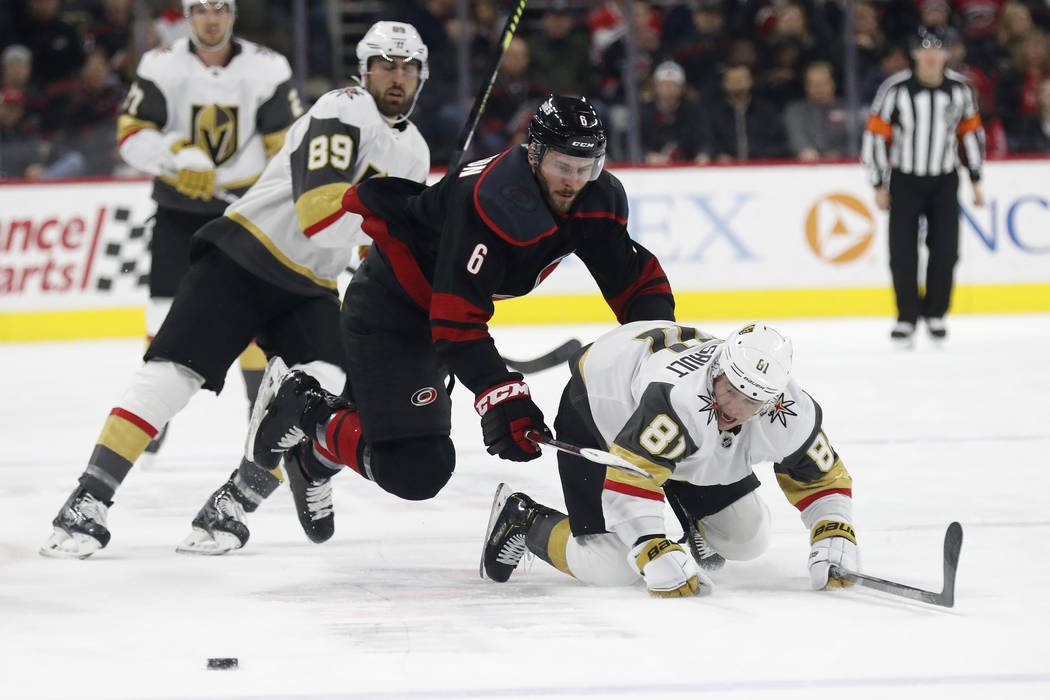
[758,3,829,110]
[860,44,910,105]
[527,0,591,97]
[2,44,48,117]
[1,88,43,177]
[853,2,888,79]
[476,37,548,154]
[665,0,731,102]
[996,29,1050,140]
[594,1,662,106]
[995,2,1035,69]
[640,60,707,164]
[48,47,124,174]
[707,63,788,161]
[784,61,858,160]
[1011,75,1050,150]
[948,34,1008,155]
[955,0,1012,70]
[0,87,79,178]
[6,0,86,85]
[916,0,953,33]
[84,0,134,80]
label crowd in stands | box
[3,0,1050,178]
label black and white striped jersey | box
[861,68,985,188]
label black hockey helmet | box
[527,94,607,180]
[911,25,950,51]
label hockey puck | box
[207,657,238,670]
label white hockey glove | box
[630,537,706,598]
[170,139,215,201]
[808,520,859,589]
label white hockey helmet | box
[717,322,793,401]
[183,0,237,51]
[356,21,429,119]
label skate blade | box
[175,527,242,556]
[479,482,513,580]
[39,529,101,560]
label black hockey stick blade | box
[502,339,582,374]
[447,0,528,172]
[524,429,653,480]
[830,521,963,608]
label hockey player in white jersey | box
[482,321,858,597]
[118,0,303,459]
[41,21,431,559]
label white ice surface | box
[2,315,1049,699]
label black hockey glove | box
[474,377,551,462]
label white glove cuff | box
[173,145,214,171]
[801,493,854,532]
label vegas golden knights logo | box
[190,104,239,165]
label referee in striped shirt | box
[862,25,985,346]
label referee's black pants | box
[887,170,960,324]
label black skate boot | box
[284,442,335,544]
[246,357,328,470]
[176,474,251,555]
[40,487,112,559]
[682,524,726,572]
[481,483,538,582]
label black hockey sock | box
[80,445,134,503]
[231,460,279,512]
[301,441,345,481]
[241,367,264,411]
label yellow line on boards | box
[2,284,1048,341]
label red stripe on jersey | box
[557,210,628,226]
[118,128,143,146]
[343,185,432,309]
[303,209,345,238]
[606,257,672,323]
[473,149,558,246]
[432,325,490,343]
[110,407,158,438]
[431,293,491,326]
[604,479,665,502]
[795,488,852,512]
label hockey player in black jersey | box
[234,94,677,547]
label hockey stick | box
[830,521,963,608]
[447,0,528,172]
[502,339,582,374]
[524,429,653,480]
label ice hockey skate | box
[245,356,322,470]
[40,487,111,559]
[284,442,335,544]
[480,483,536,582]
[682,525,726,572]
[176,475,250,555]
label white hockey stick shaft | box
[524,429,653,480]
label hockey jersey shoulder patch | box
[473,147,558,246]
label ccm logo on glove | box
[474,381,530,416]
